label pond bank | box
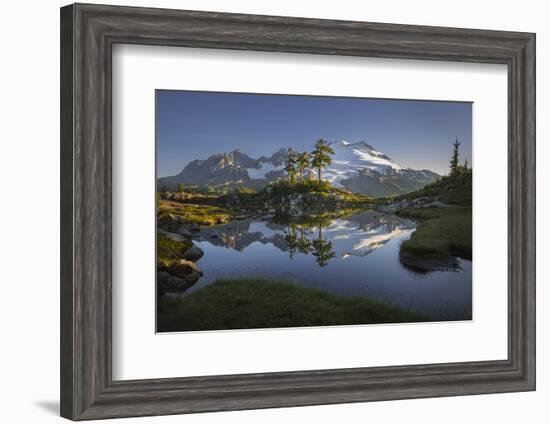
[396,207,472,273]
[157,277,430,332]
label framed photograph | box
[60,3,535,420]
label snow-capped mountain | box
[157,148,286,189]
[323,140,402,182]
[317,141,439,197]
[157,141,439,197]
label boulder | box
[176,227,193,239]
[161,259,202,279]
[157,259,203,292]
[158,229,186,242]
[157,270,201,292]
[157,213,184,231]
[183,245,204,262]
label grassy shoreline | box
[157,277,429,332]
[392,171,473,272]
[158,200,232,227]
[396,207,472,272]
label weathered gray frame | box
[60,3,536,421]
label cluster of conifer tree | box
[284,139,335,182]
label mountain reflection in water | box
[195,211,416,264]
[181,210,471,320]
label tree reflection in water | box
[284,221,335,267]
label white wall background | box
[0,0,546,423]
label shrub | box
[263,179,333,196]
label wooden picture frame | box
[60,3,535,420]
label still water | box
[183,211,472,320]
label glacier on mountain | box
[319,140,403,187]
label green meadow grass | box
[157,277,429,332]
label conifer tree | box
[311,139,335,182]
[296,151,312,181]
[450,138,461,176]
[284,148,298,183]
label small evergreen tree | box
[177,183,185,193]
[450,138,461,176]
[284,148,298,183]
[296,151,312,181]
[311,139,335,182]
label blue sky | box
[156,90,472,177]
